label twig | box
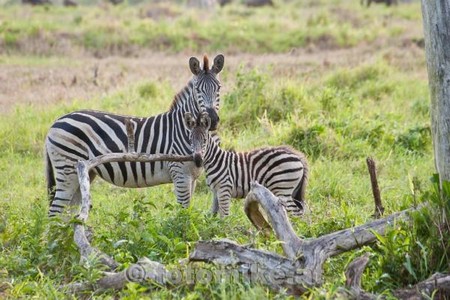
[366,157,384,218]
[124,118,135,153]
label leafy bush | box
[370,175,450,292]
[395,125,431,155]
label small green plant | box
[137,82,158,99]
[370,175,450,293]
[395,125,431,155]
[287,123,328,159]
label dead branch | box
[366,157,384,218]
[345,253,370,292]
[67,151,194,291]
[341,254,450,300]
[189,239,307,294]
[66,257,171,293]
[190,182,420,294]
[74,152,192,264]
[244,185,302,260]
[393,273,450,299]
[69,155,445,297]
[124,118,135,153]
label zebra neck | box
[203,139,239,171]
[169,80,195,111]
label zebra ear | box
[211,54,224,74]
[200,113,211,131]
[183,112,196,130]
[189,57,201,75]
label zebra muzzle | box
[193,152,203,168]
[206,107,219,131]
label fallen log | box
[74,152,193,269]
[68,177,444,296]
[189,239,307,294]
[245,182,417,284]
[342,254,450,299]
[67,257,171,293]
[69,149,442,297]
[190,182,421,294]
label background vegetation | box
[1,0,448,299]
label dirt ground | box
[0,36,426,115]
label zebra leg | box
[49,163,96,216]
[49,178,80,216]
[279,197,306,217]
[169,163,194,208]
[216,188,232,217]
[210,193,219,215]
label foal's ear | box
[183,112,196,130]
[211,54,224,74]
[200,112,211,131]
[189,57,201,75]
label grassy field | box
[1,0,448,299]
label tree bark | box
[421,1,450,185]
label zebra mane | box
[169,80,195,111]
[203,55,209,72]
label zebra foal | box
[45,54,224,216]
[184,112,309,217]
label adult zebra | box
[45,54,224,216]
[183,112,309,217]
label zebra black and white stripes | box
[184,112,309,217]
[45,54,224,216]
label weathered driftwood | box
[74,153,193,269]
[393,273,450,299]
[190,182,420,293]
[340,254,378,299]
[366,157,384,218]
[67,257,171,293]
[189,239,307,294]
[345,253,370,293]
[70,174,447,296]
[341,254,450,299]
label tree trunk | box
[187,0,217,9]
[421,1,450,186]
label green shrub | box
[286,123,329,159]
[395,125,431,155]
[138,82,158,99]
[370,176,450,292]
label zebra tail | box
[292,153,309,210]
[45,148,56,204]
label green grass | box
[0,58,438,298]
[1,0,448,299]
[0,0,422,56]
